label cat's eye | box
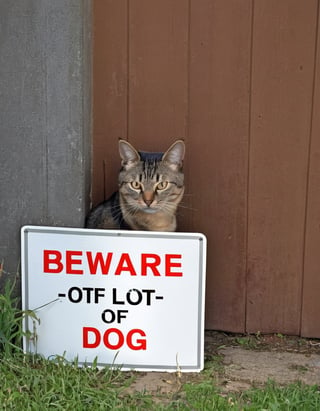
[156,181,168,190]
[130,181,141,190]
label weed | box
[0,270,39,357]
[203,353,225,380]
[288,364,309,374]
[234,335,259,349]
[0,352,149,410]
[181,381,232,410]
[0,270,22,356]
[173,380,320,411]
[237,380,320,410]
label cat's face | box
[118,140,185,215]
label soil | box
[126,331,320,396]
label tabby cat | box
[85,139,185,231]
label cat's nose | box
[142,191,154,207]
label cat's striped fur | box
[85,139,185,231]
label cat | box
[85,139,185,231]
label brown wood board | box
[93,0,128,205]
[246,0,318,334]
[301,3,320,338]
[188,0,252,332]
[128,0,189,149]
[92,0,320,336]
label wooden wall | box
[92,0,320,337]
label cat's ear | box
[162,140,185,170]
[119,139,140,168]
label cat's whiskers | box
[177,203,197,211]
[111,202,139,223]
[157,202,177,216]
[121,202,141,220]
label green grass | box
[171,380,320,411]
[1,275,320,410]
[1,356,320,411]
[0,270,24,356]
[237,381,320,410]
[0,353,154,410]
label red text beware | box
[43,250,183,277]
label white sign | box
[21,226,206,372]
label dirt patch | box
[127,372,182,395]
[126,331,320,396]
[221,347,320,388]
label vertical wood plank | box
[189,0,252,332]
[92,0,128,206]
[128,0,188,150]
[247,0,318,334]
[301,6,320,338]
[128,0,190,227]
